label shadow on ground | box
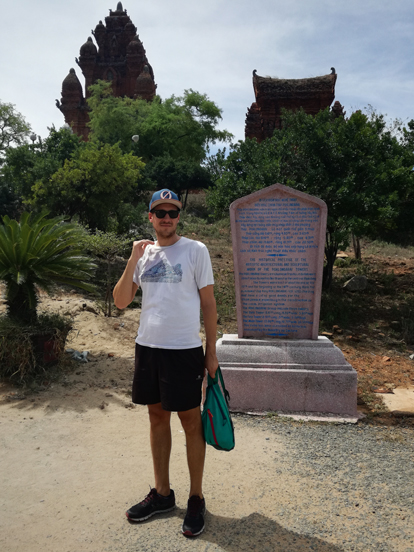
[0,354,136,414]
[125,508,343,552]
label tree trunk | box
[352,233,361,260]
[183,189,189,210]
[323,233,338,290]
[104,287,111,317]
[106,257,112,317]
[6,284,37,324]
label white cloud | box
[0,0,413,141]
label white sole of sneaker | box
[181,506,206,537]
[182,525,205,537]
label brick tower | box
[57,2,156,139]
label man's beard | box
[156,225,176,239]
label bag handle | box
[207,366,230,406]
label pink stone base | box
[217,335,358,416]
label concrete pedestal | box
[217,334,357,416]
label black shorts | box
[132,343,205,412]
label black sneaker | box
[126,488,176,522]
[182,495,206,537]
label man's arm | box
[199,284,219,379]
[113,239,153,309]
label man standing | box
[113,189,218,537]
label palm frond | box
[0,212,96,324]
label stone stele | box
[216,184,357,417]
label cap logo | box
[160,190,172,200]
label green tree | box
[0,212,96,324]
[143,154,213,207]
[0,101,31,158]
[31,142,146,231]
[208,108,414,287]
[0,126,83,202]
[1,143,39,200]
[86,81,232,199]
[86,81,151,155]
[87,81,232,162]
[0,180,21,219]
[389,119,414,242]
[207,138,286,216]
[281,109,414,285]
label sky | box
[1,0,413,145]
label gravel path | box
[108,415,414,552]
[238,416,414,552]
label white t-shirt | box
[133,236,214,349]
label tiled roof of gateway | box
[253,71,337,99]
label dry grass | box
[0,313,73,383]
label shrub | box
[0,313,73,383]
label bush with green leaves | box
[0,212,96,324]
[31,142,146,231]
[79,228,132,316]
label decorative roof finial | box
[331,67,336,74]
[117,2,123,11]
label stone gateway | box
[245,69,345,142]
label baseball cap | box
[149,189,182,211]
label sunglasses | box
[151,209,180,219]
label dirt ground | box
[328,252,414,424]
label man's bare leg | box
[148,403,172,496]
[178,407,206,498]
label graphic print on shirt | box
[141,260,183,283]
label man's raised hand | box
[131,240,154,263]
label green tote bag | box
[202,367,235,451]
